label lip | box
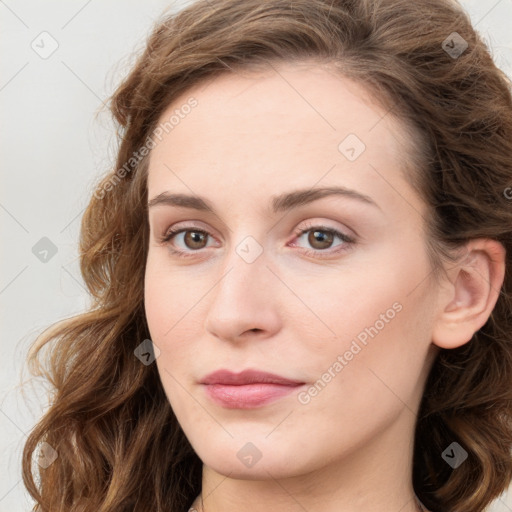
[200,369,304,386]
[200,369,305,409]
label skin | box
[143,60,506,512]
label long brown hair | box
[22,0,512,511]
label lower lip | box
[203,383,303,409]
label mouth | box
[200,369,306,409]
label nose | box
[203,241,282,343]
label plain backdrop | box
[1,1,511,510]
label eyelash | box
[157,222,356,260]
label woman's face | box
[144,61,441,480]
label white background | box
[1,1,511,510]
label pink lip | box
[200,369,304,386]
[200,369,305,409]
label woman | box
[22,0,512,511]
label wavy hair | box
[21,0,512,511]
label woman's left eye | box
[290,224,355,257]
[158,223,355,259]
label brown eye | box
[307,229,334,250]
[161,228,212,252]
[292,224,355,258]
[183,230,208,249]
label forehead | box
[154,61,394,140]
[146,61,423,220]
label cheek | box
[144,261,168,340]
[144,252,192,339]
[292,248,432,388]
[144,255,205,377]
[281,261,402,350]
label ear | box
[432,238,506,349]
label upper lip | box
[200,369,304,386]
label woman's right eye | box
[158,227,215,258]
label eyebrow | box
[147,186,381,213]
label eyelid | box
[292,219,355,240]
[158,219,350,243]
[159,224,218,246]
[156,220,220,241]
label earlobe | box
[431,239,506,350]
